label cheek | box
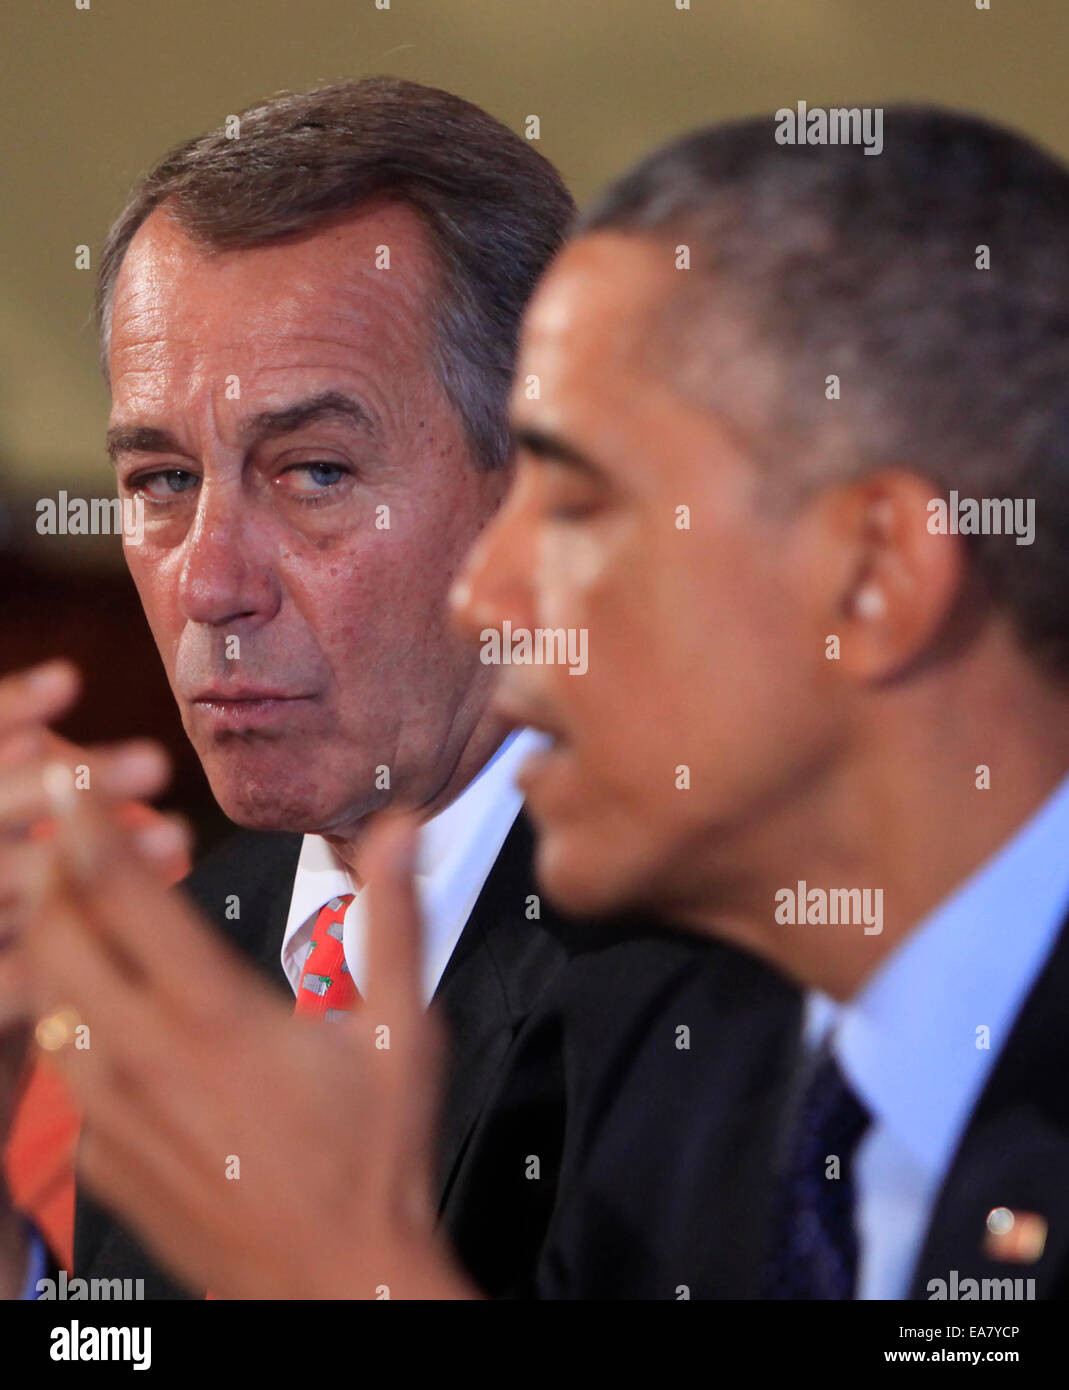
[531,506,648,637]
[284,535,479,690]
[535,529,612,615]
[551,530,785,805]
[123,544,185,665]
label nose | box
[451,471,536,644]
[177,482,281,630]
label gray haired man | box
[2,77,712,1300]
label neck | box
[689,657,1069,1000]
[323,706,512,883]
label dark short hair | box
[581,106,1069,674]
[96,77,575,469]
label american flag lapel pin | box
[983,1207,1048,1263]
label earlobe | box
[851,585,886,621]
[840,469,970,679]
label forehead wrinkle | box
[239,391,379,448]
[112,292,431,370]
[112,197,442,348]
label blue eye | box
[303,463,346,487]
[132,469,200,500]
[279,462,351,497]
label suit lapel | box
[187,821,571,1207]
[430,813,571,1207]
[909,914,1069,1299]
[180,830,303,993]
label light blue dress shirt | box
[806,772,1069,1299]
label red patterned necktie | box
[294,893,360,1018]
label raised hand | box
[25,785,475,1300]
[0,660,179,1297]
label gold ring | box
[35,1006,82,1052]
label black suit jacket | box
[536,914,1069,1300]
[74,814,710,1298]
[907,913,1069,1300]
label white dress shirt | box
[281,727,544,1006]
[806,771,1069,1298]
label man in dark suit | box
[0,77,716,1300]
[71,817,709,1299]
[14,106,1069,1305]
[457,103,1069,1301]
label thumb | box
[363,812,423,1017]
[362,812,445,1237]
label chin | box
[211,787,319,833]
[534,830,654,921]
[203,761,357,836]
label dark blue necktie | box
[762,1047,872,1299]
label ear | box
[809,470,970,682]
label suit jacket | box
[74,814,711,1298]
[535,916,1069,1300]
[907,911,1069,1300]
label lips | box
[488,688,574,805]
[189,688,309,703]
[490,685,565,743]
[187,690,315,732]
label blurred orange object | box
[3,784,190,1273]
[5,1060,80,1271]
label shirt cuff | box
[20,1223,48,1300]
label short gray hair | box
[96,77,575,469]
[581,106,1069,674]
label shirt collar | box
[281,727,545,995]
[416,726,535,881]
[812,772,1069,1179]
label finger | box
[0,837,51,1030]
[1,742,172,839]
[47,785,272,1026]
[363,812,423,1019]
[27,887,159,1072]
[32,870,299,1223]
[0,807,182,1009]
[0,727,48,769]
[0,837,51,932]
[78,1117,285,1301]
[0,761,77,831]
[119,808,194,885]
[43,741,173,807]
[0,662,80,737]
[362,812,442,1205]
[0,945,29,1032]
[27,880,229,1178]
[0,1019,33,1147]
[77,1123,225,1298]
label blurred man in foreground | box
[12,105,1069,1299]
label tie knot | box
[320,892,355,920]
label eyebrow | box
[240,391,376,447]
[511,425,609,481]
[106,390,376,463]
[105,424,183,462]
